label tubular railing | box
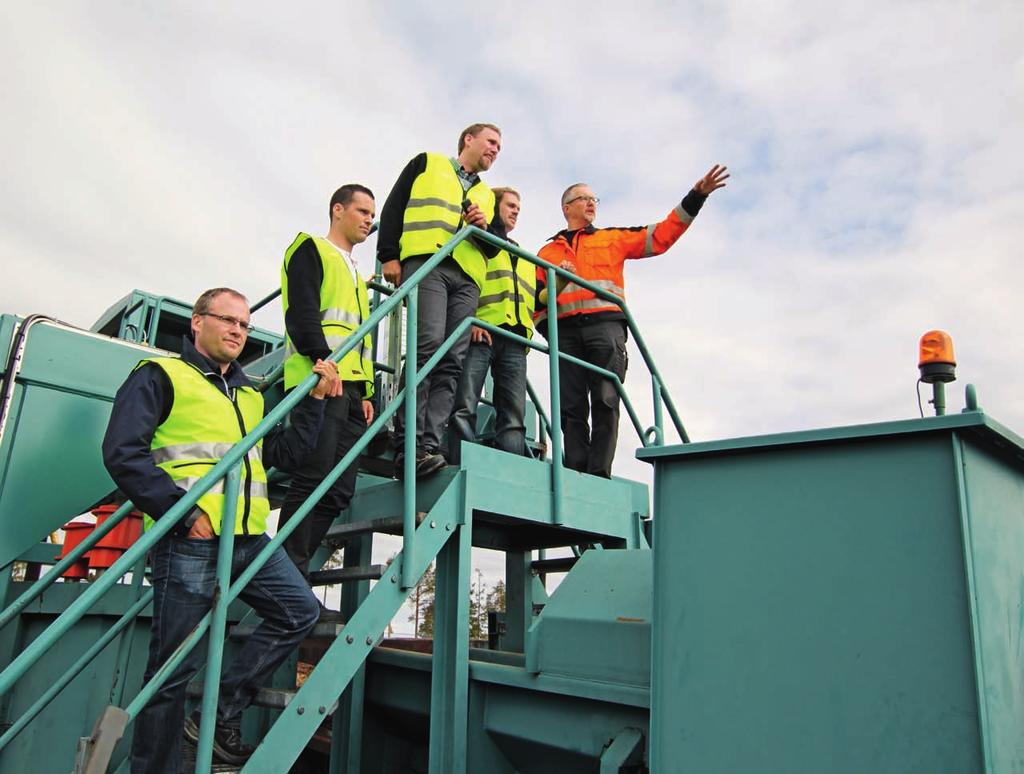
[0,224,688,767]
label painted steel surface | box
[644,413,1024,773]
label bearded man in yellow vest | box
[377,123,502,478]
[449,187,536,460]
[278,185,376,621]
[102,288,340,771]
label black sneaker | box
[415,451,447,478]
[317,603,347,625]
[183,710,255,765]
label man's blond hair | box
[491,186,521,207]
[457,123,502,153]
[192,288,248,317]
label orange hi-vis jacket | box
[535,203,696,324]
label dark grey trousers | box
[557,318,628,478]
[394,256,480,454]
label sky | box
[2,3,1022,628]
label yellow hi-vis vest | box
[142,357,270,536]
[476,249,536,339]
[399,153,495,289]
[281,234,375,395]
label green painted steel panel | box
[530,550,651,688]
[646,417,1024,773]
[957,434,1024,770]
[0,317,160,568]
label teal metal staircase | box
[0,224,686,773]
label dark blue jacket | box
[102,336,325,534]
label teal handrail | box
[471,228,689,443]
[195,465,240,773]
[0,222,689,768]
[0,500,135,630]
[0,590,153,753]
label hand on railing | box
[538,260,577,305]
[381,260,401,286]
[309,359,342,399]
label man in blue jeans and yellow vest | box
[103,287,341,772]
[449,186,535,460]
[377,123,502,478]
[277,185,376,618]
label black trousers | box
[278,384,366,577]
[557,319,628,478]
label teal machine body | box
[640,413,1024,773]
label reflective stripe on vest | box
[151,442,263,466]
[534,278,626,324]
[399,153,495,289]
[476,249,536,337]
[281,234,375,393]
[142,357,270,536]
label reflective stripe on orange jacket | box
[535,203,696,323]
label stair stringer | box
[240,471,465,773]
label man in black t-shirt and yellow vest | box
[278,185,377,620]
[377,123,502,478]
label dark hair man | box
[102,287,340,771]
[448,186,535,460]
[377,123,503,478]
[277,185,377,620]
[537,164,729,478]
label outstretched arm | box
[625,163,730,260]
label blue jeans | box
[449,334,528,461]
[130,534,319,774]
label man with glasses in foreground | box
[103,287,341,772]
[536,165,729,478]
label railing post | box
[545,267,564,525]
[651,376,665,446]
[402,286,418,589]
[195,465,241,773]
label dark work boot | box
[183,710,255,766]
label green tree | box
[469,569,486,639]
[408,562,436,637]
[486,579,506,614]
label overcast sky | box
[3,3,1022,626]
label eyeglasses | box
[201,313,254,332]
[566,195,600,205]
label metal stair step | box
[308,564,384,586]
[531,556,579,574]
[186,682,295,710]
[229,621,344,641]
[324,511,426,542]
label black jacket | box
[102,336,325,534]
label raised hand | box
[694,164,729,195]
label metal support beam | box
[599,727,644,773]
[428,489,472,774]
[332,533,373,774]
[503,551,532,654]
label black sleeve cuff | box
[680,189,708,218]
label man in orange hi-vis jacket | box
[536,164,728,478]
